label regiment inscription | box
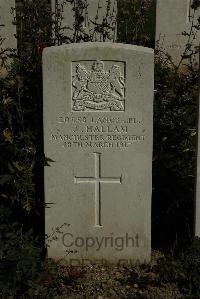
[51,114,145,149]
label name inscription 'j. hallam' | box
[72,60,125,112]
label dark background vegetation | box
[0,0,200,297]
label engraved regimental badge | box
[72,60,125,111]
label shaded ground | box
[48,251,183,299]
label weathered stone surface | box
[43,42,154,265]
[156,0,200,67]
[0,0,17,50]
[51,0,117,43]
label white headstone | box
[43,42,154,265]
[51,0,117,43]
[0,0,17,50]
[156,0,200,67]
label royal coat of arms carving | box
[72,60,125,111]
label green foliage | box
[0,2,53,296]
[117,0,155,46]
[0,206,65,298]
[180,238,200,296]
[0,204,41,297]
[152,42,199,250]
[156,238,200,298]
[53,0,118,44]
[0,0,52,213]
[154,61,198,179]
[152,1,200,249]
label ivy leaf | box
[12,162,24,172]
[2,129,13,143]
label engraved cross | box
[74,152,122,227]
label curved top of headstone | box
[43,42,154,55]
